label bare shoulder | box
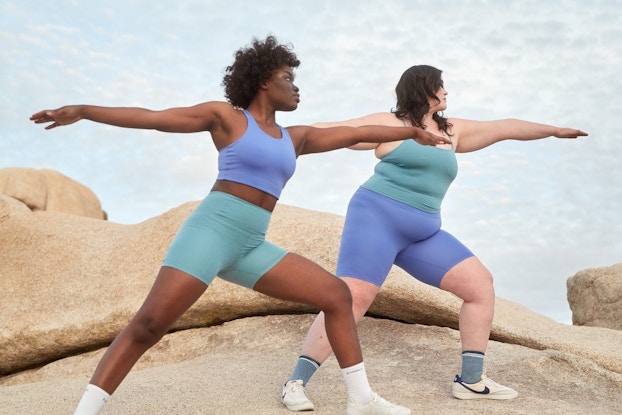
[360,112,402,125]
[205,102,249,129]
[200,102,247,147]
[313,111,400,128]
[192,101,238,119]
[284,125,310,153]
[447,117,468,128]
[447,117,480,135]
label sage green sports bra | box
[361,125,457,212]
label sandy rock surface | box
[2,174,621,414]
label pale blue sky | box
[2,0,621,323]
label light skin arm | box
[452,118,588,153]
[287,123,451,156]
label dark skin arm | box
[29,102,248,150]
[30,103,449,155]
[29,104,218,132]
[287,124,450,155]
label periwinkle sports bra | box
[217,110,297,199]
[361,136,458,213]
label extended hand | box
[556,128,588,139]
[30,106,81,130]
[412,129,453,146]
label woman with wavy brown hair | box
[281,64,587,411]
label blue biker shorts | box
[336,188,474,288]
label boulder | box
[0,193,30,222]
[1,201,621,414]
[567,263,622,330]
[1,202,621,379]
[1,316,621,414]
[0,167,105,219]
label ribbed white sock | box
[73,384,110,415]
[341,362,374,405]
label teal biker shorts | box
[162,191,287,288]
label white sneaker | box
[281,380,315,411]
[452,374,518,400]
[346,392,412,415]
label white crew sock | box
[341,362,374,405]
[73,384,110,415]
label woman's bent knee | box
[129,316,168,347]
[320,279,353,312]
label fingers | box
[30,109,60,128]
[428,132,451,145]
[30,110,53,120]
[30,110,52,123]
[567,129,587,137]
[431,134,451,145]
[559,129,588,138]
[413,133,451,146]
[29,111,44,121]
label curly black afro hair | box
[222,35,300,109]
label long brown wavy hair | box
[392,65,452,136]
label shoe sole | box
[282,401,315,411]
[452,390,518,400]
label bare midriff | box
[210,180,278,212]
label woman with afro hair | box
[31,36,449,415]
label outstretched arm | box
[289,111,449,154]
[453,118,588,153]
[29,102,228,134]
[288,124,451,155]
[311,112,401,150]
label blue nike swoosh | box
[460,383,490,394]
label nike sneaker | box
[452,374,518,400]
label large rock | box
[1,316,621,414]
[0,203,318,376]
[1,202,621,379]
[0,167,105,219]
[1,200,621,414]
[567,263,622,330]
[0,193,30,222]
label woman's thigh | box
[336,188,441,286]
[395,229,474,288]
[253,252,351,309]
